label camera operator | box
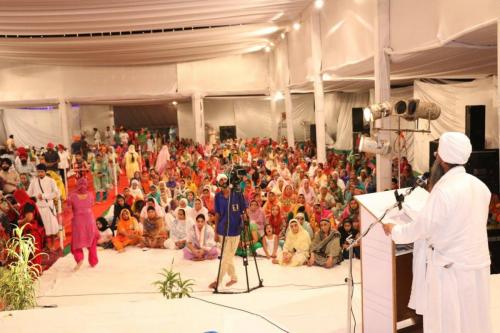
[209,173,248,290]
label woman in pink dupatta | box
[68,178,99,271]
[155,145,170,175]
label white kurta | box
[27,176,61,235]
[391,167,492,333]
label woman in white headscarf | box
[272,219,311,267]
[129,179,144,200]
[176,198,192,220]
[124,145,140,180]
[298,178,316,206]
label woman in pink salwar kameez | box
[69,178,99,271]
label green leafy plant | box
[153,259,194,299]
[0,225,43,311]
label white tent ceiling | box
[0,0,311,66]
[319,21,497,88]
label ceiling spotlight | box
[405,99,441,121]
[322,73,332,81]
[314,0,324,9]
[293,22,301,31]
[363,102,392,122]
[172,101,178,106]
[273,91,284,101]
[394,100,407,115]
[264,45,271,52]
[359,136,391,155]
[280,32,286,39]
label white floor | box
[0,248,499,333]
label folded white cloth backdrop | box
[1,78,497,171]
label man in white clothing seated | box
[383,132,492,333]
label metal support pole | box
[111,146,118,196]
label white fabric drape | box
[177,53,269,94]
[0,1,308,35]
[177,102,195,140]
[2,107,62,147]
[412,77,498,173]
[79,105,114,135]
[287,5,314,86]
[178,95,317,141]
[234,99,273,138]
[0,64,177,103]
[320,0,375,74]
[0,23,278,66]
[390,0,498,53]
[326,92,370,151]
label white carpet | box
[1,248,499,333]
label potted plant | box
[153,260,194,299]
[0,225,43,311]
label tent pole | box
[310,9,326,163]
[374,0,392,191]
[192,93,206,145]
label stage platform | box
[1,248,499,333]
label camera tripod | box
[213,187,263,294]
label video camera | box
[229,165,247,189]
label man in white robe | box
[383,132,492,333]
[27,164,60,236]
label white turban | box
[437,132,472,164]
[216,173,228,182]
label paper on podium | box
[382,187,430,225]
[355,186,429,226]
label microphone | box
[395,172,429,210]
[415,172,430,189]
[394,189,404,210]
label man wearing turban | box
[383,132,492,333]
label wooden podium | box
[355,188,429,333]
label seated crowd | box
[86,129,382,268]
[1,127,497,274]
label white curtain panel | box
[390,0,498,53]
[80,105,114,135]
[320,0,375,74]
[234,99,273,138]
[0,63,178,103]
[177,102,195,140]
[204,99,236,138]
[2,107,62,147]
[326,92,370,151]
[412,77,498,173]
[177,53,269,94]
[287,5,314,86]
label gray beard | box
[428,158,445,191]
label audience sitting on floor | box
[8,125,490,277]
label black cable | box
[189,295,289,333]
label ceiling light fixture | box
[293,22,301,31]
[273,91,284,101]
[314,0,324,9]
